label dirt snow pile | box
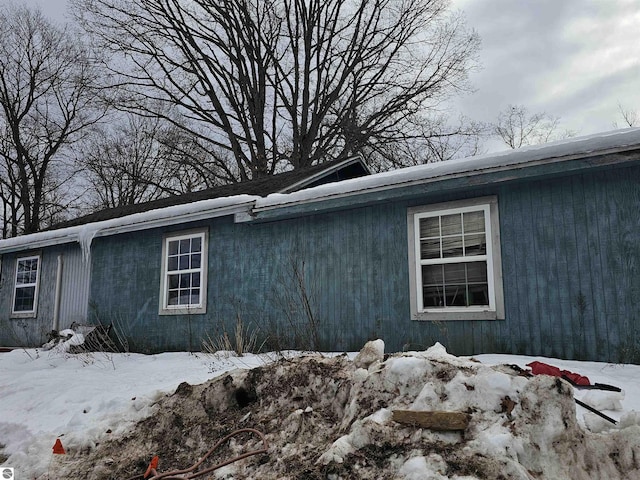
[62,342,640,479]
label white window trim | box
[159,229,208,315]
[407,196,504,321]
[11,253,41,318]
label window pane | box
[468,284,489,306]
[191,253,201,269]
[444,264,466,284]
[190,289,200,304]
[179,239,190,254]
[464,234,486,256]
[169,240,179,256]
[169,274,179,289]
[463,211,485,234]
[14,286,35,311]
[168,290,179,305]
[422,264,443,285]
[419,217,440,238]
[420,239,441,259]
[179,273,191,288]
[178,254,189,270]
[422,262,489,308]
[445,285,466,306]
[441,236,463,258]
[191,236,202,252]
[168,256,178,271]
[16,258,39,286]
[423,285,444,307]
[466,262,488,283]
[441,213,462,236]
[191,272,200,288]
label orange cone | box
[52,438,66,454]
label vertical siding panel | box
[597,171,619,361]
[551,181,572,358]
[605,168,640,361]
[58,246,91,326]
[498,189,521,353]
[539,182,556,356]
[571,175,597,360]
[516,185,542,355]
[584,174,609,360]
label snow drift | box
[59,342,640,480]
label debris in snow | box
[56,342,640,480]
[353,338,384,369]
[41,329,85,353]
[40,324,116,354]
[391,410,470,431]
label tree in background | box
[73,0,481,181]
[493,104,575,149]
[0,5,107,236]
[613,103,638,128]
[79,111,232,210]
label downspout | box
[52,254,63,332]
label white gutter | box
[252,128,640,214]
[0,195,259,255]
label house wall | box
[0,244,89,346]
[86,163,640,362]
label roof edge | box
[251,129,640,214]
[0,196,257,254]
[277,154,370,194]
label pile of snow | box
[1,342,640,479]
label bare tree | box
[364,113,486,172]
[79,112,231,210]
[73,0,480,180]
[0,5,107,235]
[613,103,638,128]
[493,104,575,149]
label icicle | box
[77,225,100,263]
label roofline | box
[277,154,370,194]
[251,129,640,215]
[0,196,257,254]
[2,128,640,253]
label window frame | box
[11,253,42,318]
[159,229,208,315]
[407,196,504,321]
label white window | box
[12,254,41,317]
[407,197,504,321]
[159,230,208,315]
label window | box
[159,230,208,315]
[12,254,41,317]
[407,197,504,321]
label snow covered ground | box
[0,344,639,479]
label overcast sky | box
[453,0,640,138]
[21,0,640,147]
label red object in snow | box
[144,456,159,479]
[52,438,66,454]
[526,361,591,386]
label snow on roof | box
[0,195,258,255]
[2,128,640,254]
[254,128,640,212]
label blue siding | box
[87,163,640,362]
[0,244,88,347]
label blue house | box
[1,130,639,363]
